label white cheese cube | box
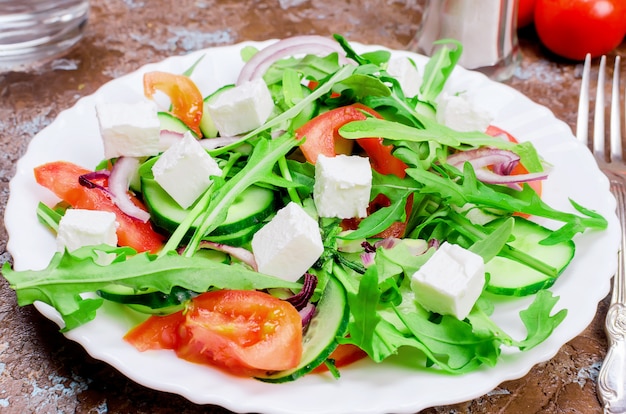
[206,78,275,137]
[96,101,161,159]
[57,209,118,265]
[251,202,324,282]
[387,57,422,97]
[435,93,493,133]
[314,154,372,219]
[411,242,485,320]
[152,131,222,209]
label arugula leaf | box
[340,191,411,240]
[263,53,342,86]
[37,201,62,232]
[516,290,567,350]
[339,118,544,168]
[333,34,368,65]
[2,246,301,330]
[335,74,392,99]
[184,133,301,255]
[405,163,607,242]
[396,308,501,372]
[333,264,417,362]
[466,290,566,352]
[468,217,514,262]
[419,39,463,104]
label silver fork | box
[577,53,626,414]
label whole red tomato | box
[518,0,537,28]
[534,0,626,60]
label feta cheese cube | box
[313,154,372,219]
[251,202,324,282]
[435,93,493,133]
[411,242,485,320]
[152,131,222,209]
[387,57,422,97]
[96,101,161,159]
[56,209,118,265]
[206,78,275,137]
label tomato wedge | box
[125,290,303,377]
[34,161,164,253]
[351,103,408,178]
[124,311,184,351]
[143,71,204,137]
[296,105,360,162]
[295,103,408,178]
[485,125,543,196]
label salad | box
[1,35,608,384]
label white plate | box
[5,41,620,414]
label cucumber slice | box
[209,186,276,236]
[485,217,575,296]
[204,222,263,247]
[158,112,198,137]
[199,84,235,138]
[139,157,276,237]
[257,276,349,383]
[97,285,195,315]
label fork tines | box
[576,54,623,163]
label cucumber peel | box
[256,276,349,383]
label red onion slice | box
[374,237,402,250]
[448,147,548,189]
[447,147,520,172]
[109,157,151,223]
[299,302,316,327]
[284,272,317,311]
[197,241,258,270]
[79,170,110,191]
[236,35,351,85]
[473,168,549,186]
[198,136,243,150]
[361,251,376,268]
[159,129,184,151]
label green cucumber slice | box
[158,111,198,137]
[204,222,263,247]
[257,276,349,383]
[199,84,235,138]
[139,157,276,238]
[485,217,575,296]
[97,285,195,315]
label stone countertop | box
[0,1,624,413]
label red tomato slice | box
[143,71,204,136]
[351,103,408,178]
[124,311,185,351]
[126,290,303,377]
[296,105,360,162]
[485,125,542,197]
[295,103,408,178]
[34,161,165,253]
[312,343,368,373]
[356,137,407,178]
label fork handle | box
[597,303,626,413]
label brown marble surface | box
[0,1,625,413]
